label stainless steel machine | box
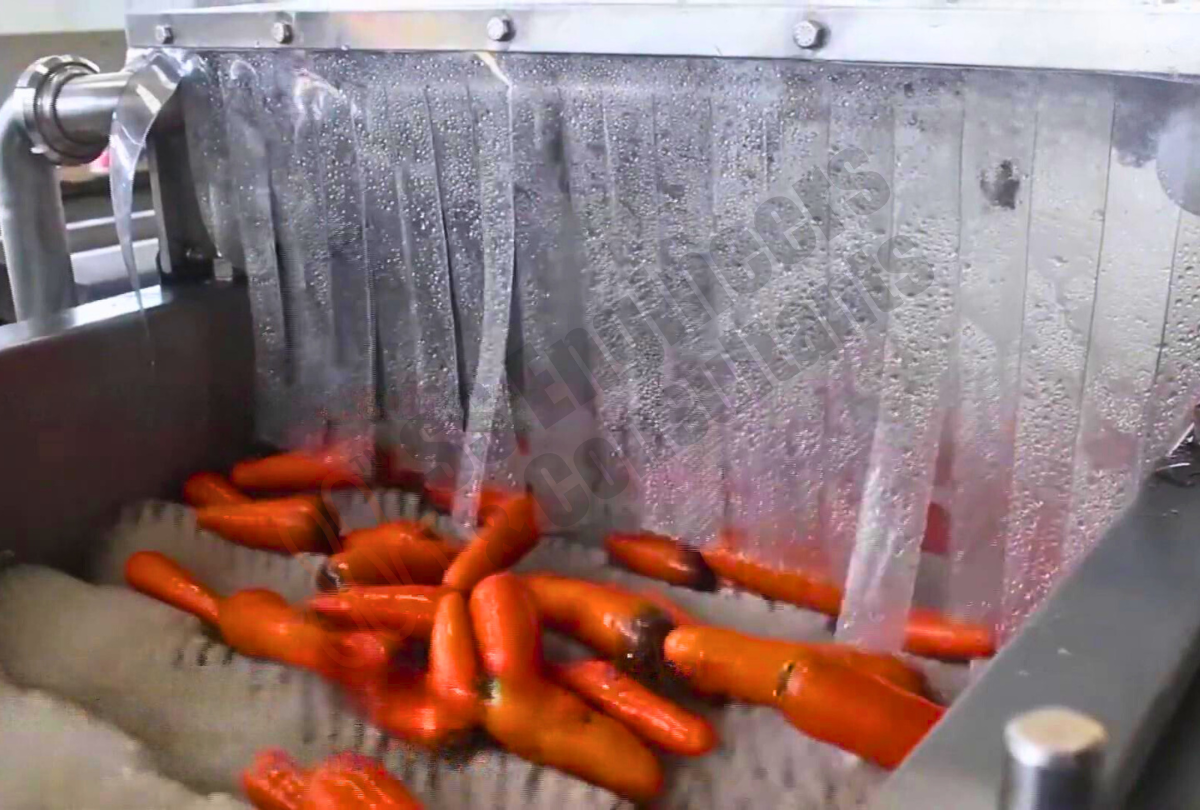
[5,2,1200,808]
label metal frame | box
[874,475,1200,809]
[128,3,1200,75]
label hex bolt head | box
[272,21,294,45]
[154,24,175,45]
[793,19,826,50]
[486,15,515,43]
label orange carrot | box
[469,573,542,683]
[243,749,308,810]
[218,589,330,673]
[429,592,480,719]
[662,624,926,698]
[522,574,674,672]
[182,472,250,508]
[423,482,515,517]
[483,678,663,803]
[905,608,996,661]
[306,752,424,809]
[196,497,338,554]
[777,653,944,769]
[550,659,716,756]
[352,671,476,750]
[124,550,221,626]
[701,546,845,617]
[306,586,444,640]
[442,494,539,592]
[319,522,458,590]
[605,531,716,591]
[231,444,369,493]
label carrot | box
[306,586,444,640]
[243,748,308,810]
[230,442,370,493]
[424,482,515,517]
[182,472,250,508]
[905,608,995,661]
[327,630,407,687]
[319,522,458,590]
[196,497,338,554]
[700,546,845,617]
[605,531,716,591]
[218,589,330,673]
[351,669,477,749]
[550,659,716,756]
[306,752,424,809]
[124,550,221,626]
[483,678,663,803]
[777,653,944,769]
[522,574,674,673]
[469,573,542,682]
[663,624,927,698]
[429,592,480,717]
[442,494,539,592]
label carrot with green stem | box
[182,472,250,508]
[196,496,339,554]
[550,659,716,756]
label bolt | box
[272,21,294,45]
[793,19,825,50]
[154,24,175,45]
[486,15,515,43]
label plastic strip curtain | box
[188,53,1200,645]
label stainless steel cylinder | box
[1001,707,1108,810]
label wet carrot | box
[469,573,542,682]
[442,494,539,592]
[429,592,480,718]
[124,550,221,626]
[522,574,674,672]
[306,752,424,809]
[777,653,944,769]
[327,630,406,687]
[319,522,458,590]
[551,659,716,756]
[306,586,444,640]
[617,585,700,628]
[605,531,716,591]
[484,678,663,803]
[196,497,338,554]
[700,546,845,617]
[905,609,995,661]
[231,442,371,493]
[243,748,308,810]
[219,589,329,673]
[182,472,250,508]
[424,482,514,517]
[663,624,927,698]
[353,671,476,749]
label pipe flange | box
[14,55,105,166]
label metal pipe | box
[0,93,75,320]
[0,56,131,320]
[1001,707,1108,810]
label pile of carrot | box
[243,749,423,809]
[134,446,999,807]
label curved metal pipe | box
[0,93,75,320]
[1,57,132,321]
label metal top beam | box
[127,3,1200,75]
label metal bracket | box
[1155,405,1200,487]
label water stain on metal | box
[980,160,1020,210]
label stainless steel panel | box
[872,476,1200,810]
[0,281,255,575]
[127,4,1200,75]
